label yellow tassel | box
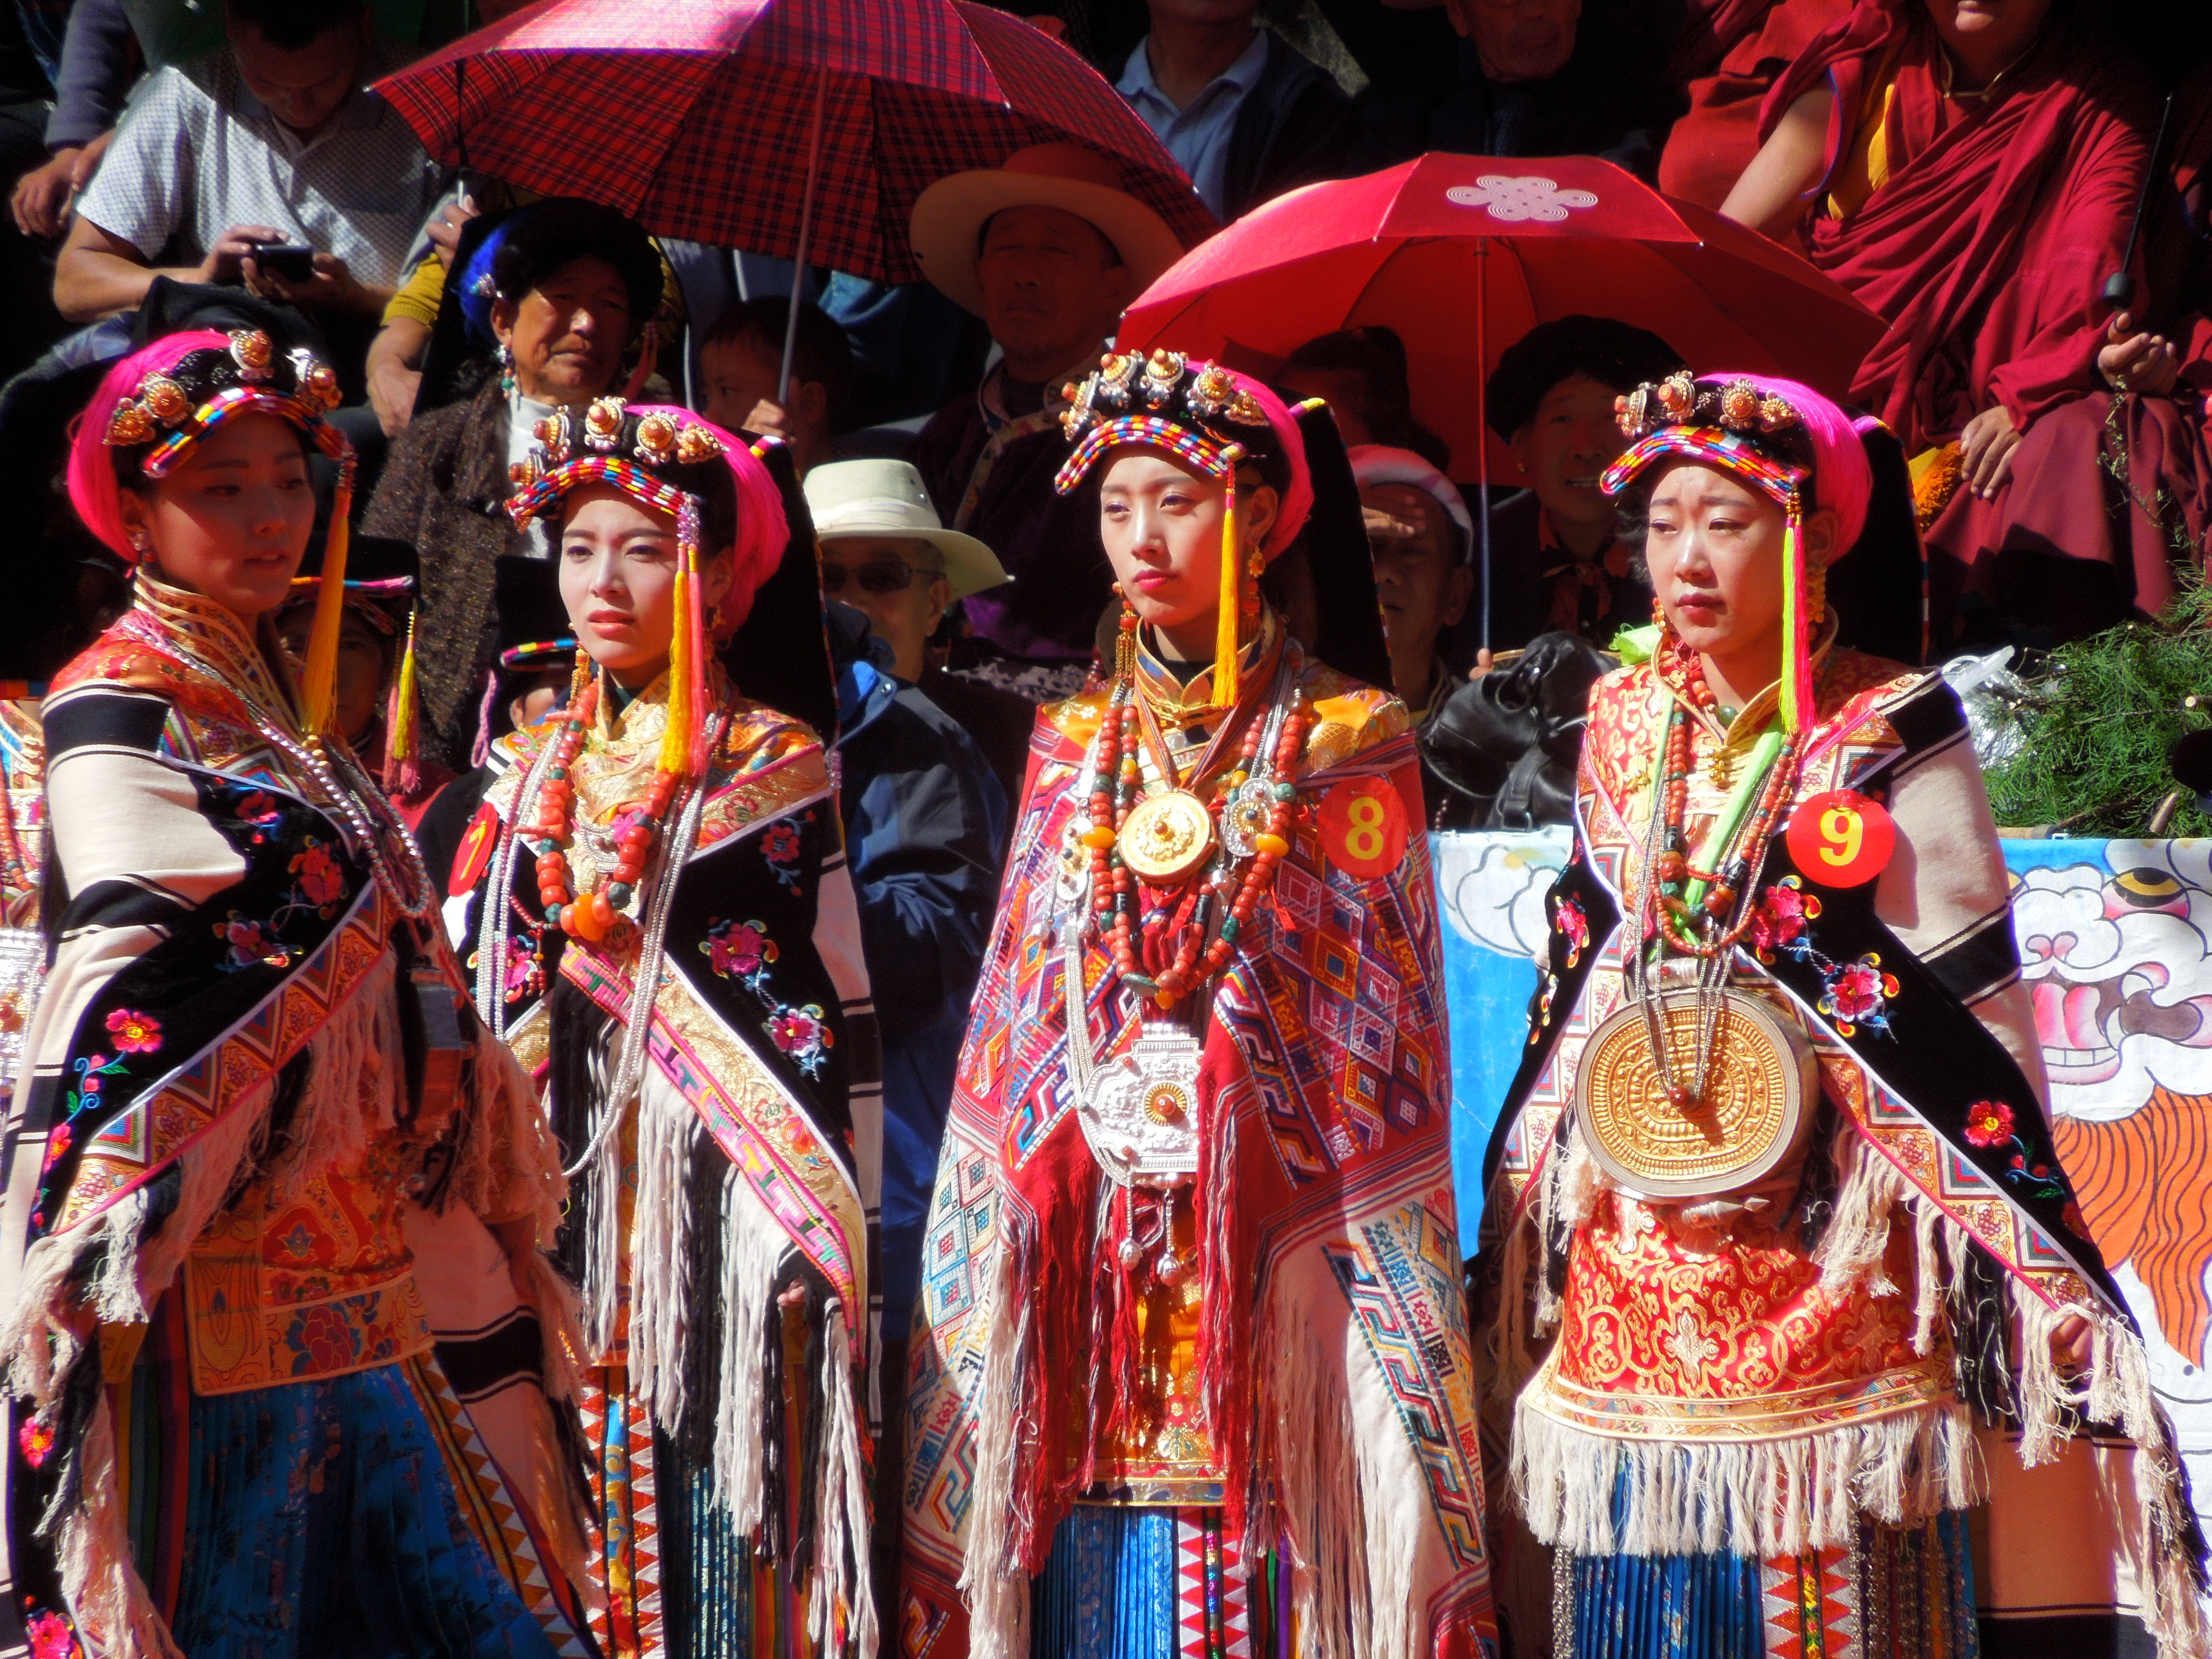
[1212,470,1240,710]
[298,463,354,735]
[660,540,693,776]
[391,609,419,759]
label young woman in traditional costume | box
[1482,373,2209,1658]
[898,352,1497,1659]
[452,399,879,1659]
[0,330,587,1659]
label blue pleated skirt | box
[168,1360,559,1659]
[1566,1511,1978,1659]
[1029,1504,1286,1659]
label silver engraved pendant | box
[1219,776,1274,859]
[1078,1025,1203,1190]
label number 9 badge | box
[1319,778,1409,878]
[1784,789,1895,888]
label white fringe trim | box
[710,1166,782,1539]
[54,1393,182,1659]
[1511,1394,1983,1560]
[810,1300,879,1659]
[1256,1298,1386,1659]
[959,1238,1031,1659]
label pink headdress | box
[69,327,357,733]
[506,397,791,774]
[1601,372,1879,733]
[1055,350,1315,704]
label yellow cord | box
[1212,470,1240,709]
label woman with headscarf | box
[899,351,1496,1658]
[1479,372,2208,1658]
[448,399,880,1659]
[0,329,588,1659]
[364,199,665,772]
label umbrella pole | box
[1477,238,1491,653]
[778,68,830,409]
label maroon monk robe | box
[1761,3,2157,649]
[1659,0,1852,216]
[1923,54,2212,642]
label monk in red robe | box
[1659,0,1853,218]
[1724,0,2161,651]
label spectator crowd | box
[1,0,2211,1652]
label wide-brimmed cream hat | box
[909,142,1189,319]
[804,459,1010,600]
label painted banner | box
[1434,829,2212,1559]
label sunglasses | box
[820,560,936,596]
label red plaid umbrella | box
[373,0,1212,289]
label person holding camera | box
[50,0,442,327]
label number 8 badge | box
[1784,789,1895,888]
[1318,778,1409,878]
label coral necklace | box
[531,657,685,946]
[1082,603,1307,1010]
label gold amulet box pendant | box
[1117,789,1216,884]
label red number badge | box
[450,800,500,898]
[1785,790,1894,889]
[1318,779,1408,878]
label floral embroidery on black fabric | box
[761,814,808,895]
[1962,1097,2066,1199]
[105,1008,162,1054]
[213,836,357,972]
[1556,895,1588,970]
[231,788,286,846]
[24,1607,78,1659]
[766,1003,834,1077]
[701,916,780,991]
[699,915,831,1076]
[1750,876,1899,1038]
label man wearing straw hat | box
[910,143,1199,703]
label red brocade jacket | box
[1482,632,2209,1653]
[901,618,1497,1659]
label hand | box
[2099,310,2181,397]
[2049,1314,2093,1373]
[1958,404,2022,501]
[1468,647,1495,681]
[1022,13,1067,38]
[424,198,477,269]
[371,362,422,437]
[11,149,81,240]
[244,249,374,314]
[743,394,793,443]
[197,223,285,286]
[1362,505,1419,543]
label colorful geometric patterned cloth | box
[902,626,1496,1659]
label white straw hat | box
[804,459,1010,600]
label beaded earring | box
[498,343,516,398]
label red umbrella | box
[1117,153,1885,488]
[374,0,1213,393]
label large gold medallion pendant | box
[1117,789,1216,884]
[1574,990,1818,1198]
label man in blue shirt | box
[1114,0,1365,223]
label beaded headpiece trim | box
[105,331,344,477]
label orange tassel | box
[298,457,355,735]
